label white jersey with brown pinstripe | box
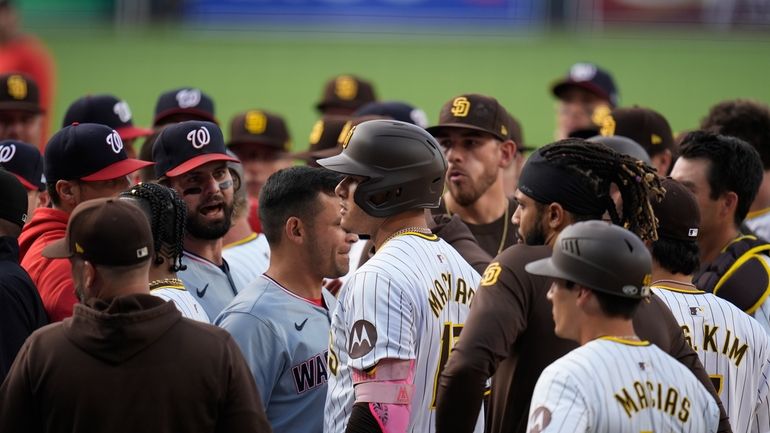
[324,231,482,433]
[652,283,770,433]
[527,337,719,433]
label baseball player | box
[525,221,719,432]
[436,140,730,433]
[649,177,770,433]
[152,120,247,319]
[319,120,483,433]
[119,182,209,322]
[217,166,357,433]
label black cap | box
[152,120,238,178]
[0,73,43,113]
[427,94,511,141]
[63,94,153,141]
[551,63,619,107]
[0,168,29,228]
[588,135,652,165]
[354,101,428,128]
[45,123,154,183]
[0,139,44,191]
[153,87,217,127]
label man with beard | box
[435,140,731,433]
[153,120,243,320]
[427,93,518,258]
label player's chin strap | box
[353,359,415,433]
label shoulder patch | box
[481,262,502,286]
[349,320,377,358]
[714,254,770,313]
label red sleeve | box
[248,200,262,234]
[35,258,77,322]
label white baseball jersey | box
[527,337,720,433]
[151,285,210,323]
[223,233,270,288]
[324,232,483,433]
[746,208,770,243]
[652,282,770,433]
[178,250,242,320]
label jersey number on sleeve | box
[431,322,464,408]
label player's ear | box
[545,202,566,230]
[498,139,515,168]
[285,216,305,244]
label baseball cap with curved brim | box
[63,94,153,141]
[153,120,238,178]
[44,123,153,183]
[426,94,510,141]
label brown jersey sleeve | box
[435,245,550,433]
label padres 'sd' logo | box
[591,104,611,128]
[335,75,358,101]
[600,113,616,137]
[245,111,267,135]
[7,75,27,100]
[309,120,324,145]
[339,122,355,149]
[450,97,471,118]
[481,262,502,286]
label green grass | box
[32,26,770,151]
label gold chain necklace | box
[447,200,510,255]
[149,278,184,291]
[383,226,432,245]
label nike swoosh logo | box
[196,284,209,298]
[295,318,309,331]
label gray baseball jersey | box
[222,233,270,288]
[324,232,483,433]
[527,337,720,433]
[178,250,240,320]
[216,275,335,433]
[652,282,770,433]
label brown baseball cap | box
[316,75,377,114]
[291,115,351,164]
[0,73,43,113]
[228,109,291,153]
[43,198,154,266]
[600,106,674,156]
[427,94,511,141]
[652,177,700,242]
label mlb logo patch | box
[688,228,699,237]
[689,306,704,316]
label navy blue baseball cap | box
[354,101,429,128]
[152,120,238,178]
[63,94,153,141]
[45,123,154,183]
[153,87,217,127]
[0,139,44,191]
[551,63,619,107]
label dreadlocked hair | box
[121,183,188,273]
[539,138,665,241]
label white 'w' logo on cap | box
[107,130,124,154]
[0,144,16,163]
[176,89,201,109]
[187,126,211,149]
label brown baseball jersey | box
[432,197,518,258]
[435,244,731,433]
